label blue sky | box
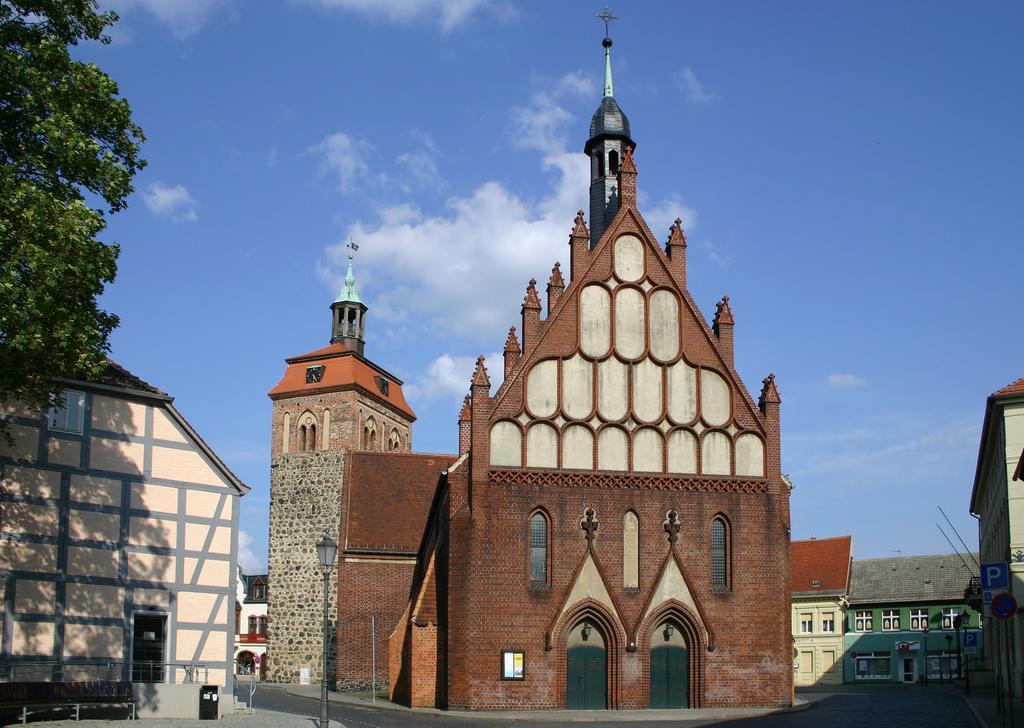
[84,1,1023,570]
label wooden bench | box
[0,681,134,723]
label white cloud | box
[142,182,198,222]
[679,66,718,105]
[395,132,444,192]
[319,72,699,345]
[300,0,500,31]
[237,531,263,571]
[826,373,867,388]
[404,351,502,404]
[310,132,375,193]
[642,193,698,247]
[106,0,232,37]
[701,239,729,270]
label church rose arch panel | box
[701,430,731,475]
[489,421,522,467]
[667,430,698,474]
[699,369,730,427]
[597,427,628,471]
[579,285,611,358]
[734,433,765,476]
[527,359,558,418]
[613,234,645,282]
[597,358,628,421]
[562,425,594,470]
[562,354,593,420]
[632,428,664,473]
[648,289,680,362]
[632,358,663,423]
[667,361,697,424]
[526,422,558,469]
[614,287,645,360]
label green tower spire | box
[597,7,617,98]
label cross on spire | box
[581,508,600,549]
[596,6,617,38]
[664,510,681,546]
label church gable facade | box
[389,30,792,712]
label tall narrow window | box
[609,149,620,175]
[298,425,307,452]
[530,512,548,584]
[711,517,729,589]
[623,511,639,589]
[49,389,85,434]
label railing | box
[0,661,208,685]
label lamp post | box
[316,535,338,728]
[922,626,930,686]
[945,635,954,683]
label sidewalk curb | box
[277,685,810,722]
[959,695,991,728]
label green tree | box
[0,1,144,429]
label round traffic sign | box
[991,591,1018,620]
[849,650,858,660]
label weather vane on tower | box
[346,239,359,261]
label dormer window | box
[306,365,324,384]
[811,580,821,588]
[376,376,390,396]
[251,578,266,601]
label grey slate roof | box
[587,96,633,152]
[848,553,977,605]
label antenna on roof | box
[938,506,980,571]
[935,522,976,576]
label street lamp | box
[922,626,930,686]
[316,535,338,728]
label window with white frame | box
[942,608,960,629]
[854,610,873,632]
[800,614,813,633]
[822,613,835,633]
[855,652,892,680]
[49,389,85,434]
[882,609,900,631]
[910,608,929,630]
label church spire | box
[586,8,633,249]
[330,241,368,356]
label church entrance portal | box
[566,621,607,709]
[649,621,689,709]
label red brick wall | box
[336,559,416,690]
[410,623,439,707]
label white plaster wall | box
[489,421,522,467]
[701,430,731,475]
[614,234,645,282]
[632,428,664,473]
[649,289,680,362]
[579,285,611,357]
[598,358,628,421]
[667,361,698,423]
[641,559,708,646]
[735,433,765,476]
[633,358,663,423]
[700,369,731,426]
[562,425,594,469]
[526,422,558,468]
[526,360,558,417]
[598,427,629,471]
[614,287,645,359]
[562,354,593,420]
[667,430,698,474]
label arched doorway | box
[649,620,689,709]
[566,621,606,709]
[236,651,255,676]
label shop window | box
[854,651,892,680]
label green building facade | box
[842,554,982,683]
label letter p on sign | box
[982,562,1009,591]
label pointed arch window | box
[609,149,620,175]
[388,429,400,451]
[711,516,730,590]
[623,510,639,589]
[530,511,549,585]
[363,416,377,450]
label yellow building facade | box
[791,536,852,686]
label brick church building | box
[267,28,791,711]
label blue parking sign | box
[965,632,978,647]
[982,562,1009,590]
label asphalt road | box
[240,683,978,728]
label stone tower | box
[266,257,416,684]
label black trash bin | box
[199,685,219,719]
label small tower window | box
[597,154,605,177]
[609,150,619,175]
[306,365,324,384]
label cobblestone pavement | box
[248,683,979,727]
[23,707,342,727]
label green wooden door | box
[567,645,607,709]
[650,645,688,708]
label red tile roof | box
[791,535,852,594]
[343,451,456,555]
[994,377,1024,398]
[267,343,415,419]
